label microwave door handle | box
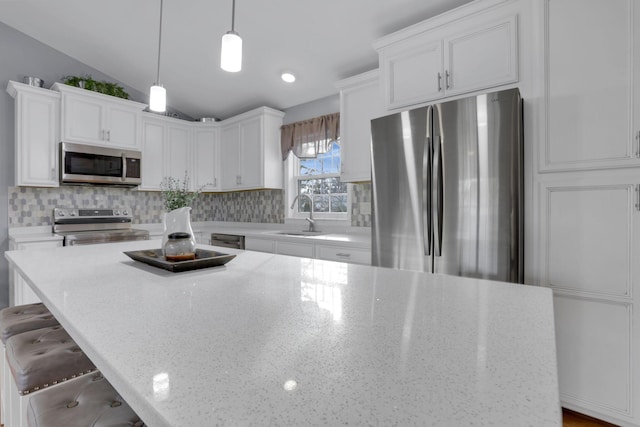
[121,153,127,182]
[423,105,433,256]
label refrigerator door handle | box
[423,106,433,256]
[433,135,444,257]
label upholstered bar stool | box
[27,372,145,427]
[0,303,60,425]
[5,325,97,427]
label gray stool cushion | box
[6,325,96,395]
[27,372,145,427]
[0,303,59,344]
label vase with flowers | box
[160,173,205,258]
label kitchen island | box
[5,240,560,426]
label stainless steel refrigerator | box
[370,87,523,283]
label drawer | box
[316,245,370,265]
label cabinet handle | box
[214,177,217,187]
[437,72,442,92]
[236,175,242,185]
[107,130,111,141]
[336,253,351,258]
[636,185,640,212]
[635,131,640,158]
[445,70,451,89]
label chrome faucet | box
[290,194,316,232]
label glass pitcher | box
[162,207,196,256]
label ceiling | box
[0,0,472,120]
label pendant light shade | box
[150,84,166,112]
[221,0,242,72]
[149,0,166,112]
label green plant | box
[160,173,206,211]
[61,74,129,99]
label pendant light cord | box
[156,0,164,83]
[231,0,236,32]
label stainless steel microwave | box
[60,142,142,186]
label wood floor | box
[563,409,619,426]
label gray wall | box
[0,22,158,308]
[283,94,339,124]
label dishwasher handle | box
[210,233,245,249]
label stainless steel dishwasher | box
[210,233,245,249]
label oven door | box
[60,142,141,186]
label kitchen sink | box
[276,231,326,236]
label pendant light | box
[220,0,242,72]
[149,0,166,112]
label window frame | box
[285,148,351,221]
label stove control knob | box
[114,210,121,216]
[69,210,76,217]
[122,210,129,216]
[57,210,65,217]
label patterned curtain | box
[280,112,340,160]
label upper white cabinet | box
[193,126,221,192]
[541,0,640,172]
[335,70,384,182]
[140,115,166,191]
[220,107,284,191]
[6,81,60,187]
[165,123,193,183]
[375,4,518,110]
[52,83,146,149]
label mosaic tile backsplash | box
[8,183,372,228]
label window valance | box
[280,112,340,160]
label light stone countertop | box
[5,240,560,427]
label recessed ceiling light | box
[281,72,296,83]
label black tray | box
[123,249,236,273]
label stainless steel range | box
[53,207,149,246]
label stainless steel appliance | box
[370,87,523,283]
[60,142,142,186]
[210,233,245,249]
[53,207,149,246]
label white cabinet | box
[541,0,640,172]
[538,172,640,426]
[52,83,145,149]
[6,81,60,187]
[8,239,63,306]
[193,126,221,191]
[276,241,314,258]
[316,244,370,265]
[140,116,166,190]
[165,123,193,184]
[375,8,518,110]
[245,237,276,253]
[220,107,285,191]
[335,70,384,182]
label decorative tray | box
[123,249,236,273]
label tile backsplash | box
[8,183,372,228]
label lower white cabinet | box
[276,241,314,258]
[7,81,60,187]
[315,245,370,265]
[9,239,63,306]
[245,237,276,253]
[538,172,640,426]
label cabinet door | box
[62,94,105,144]
[277,241,314,258]
[238,117,263,189]
[316,244,371,265]
[165,124,192,185]
[539,174,640,425]
[444,15,518,97]
[220,125,240,190]
[543,0,640,171]
[338,71,383,182]
[245,237,275,253]
[380,38,443,110]
[140,119,166,190]
[15,90,60,186]
[194,127,220,191]
[11,240,62,306]
[106,104,140,148]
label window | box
[287,140,350,220]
